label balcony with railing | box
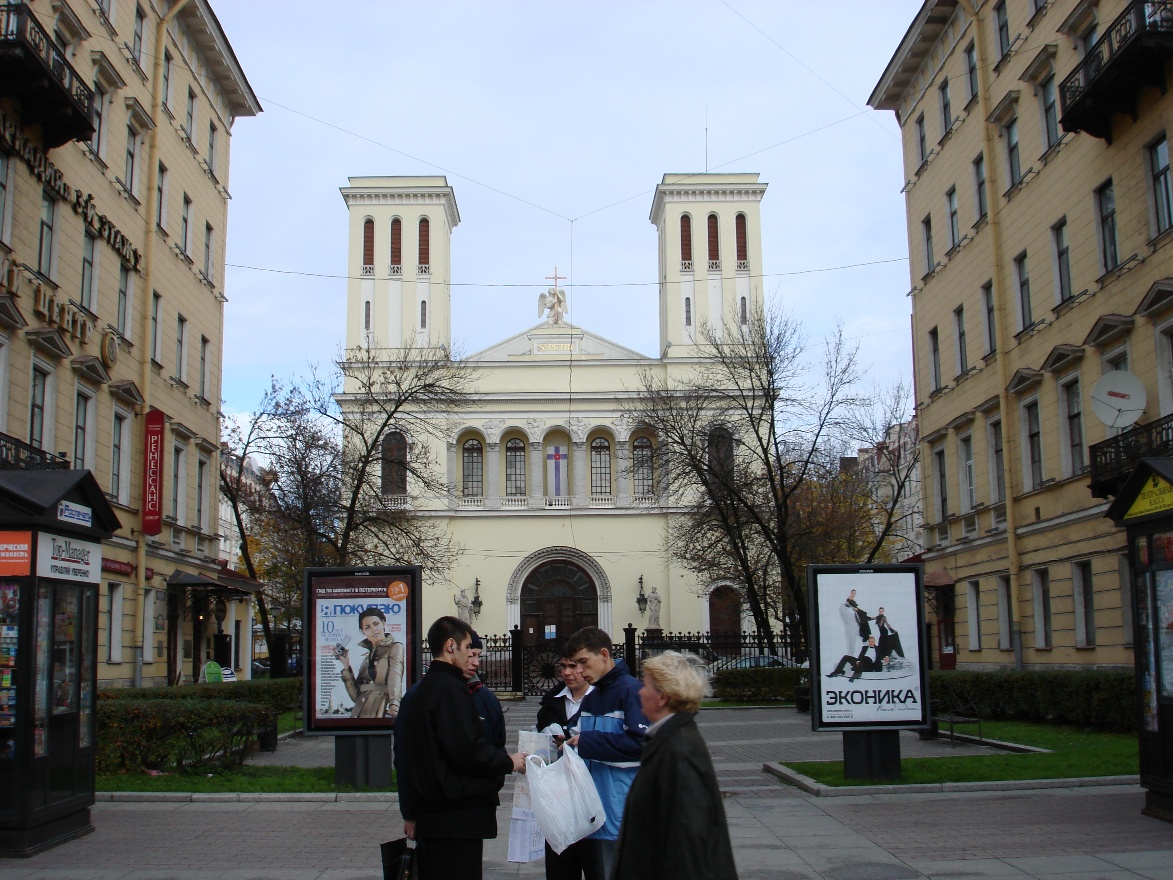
[0,431,69,470]
[0,3,94,147]
[1059,0,1173,140]
[1089,411,1173,497]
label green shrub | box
[712,667,806,702]
[928,670,1136,733]
[96,698,276,774]
[99,677,301,714]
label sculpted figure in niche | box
[646,586,662,629]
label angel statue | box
[538,286,567,324]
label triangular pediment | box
[1083,314,1134,348]
[1008,368,1043,395]
[1137,278,1173,318]
[468,321,655,363]
[1041,344,1085,373]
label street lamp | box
[636,575,647,616]
[471,578,483,619]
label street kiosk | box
[0,469,119,856]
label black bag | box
[380,837,415,880]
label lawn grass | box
[277,710,302,734]
[785,720,1138,787]
[701,700,793,708]
[96,765,396,793]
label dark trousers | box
[417,837,483,880]
[545,838,604,880]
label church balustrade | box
[633,494,657,506]
[458,496,484,509]
[500,496,529,509]
[588,495,615,508]
[544,496,571,509]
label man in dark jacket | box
[466,632,506,749]
[400,616,526,879]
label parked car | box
[251,658,270,677]
[707,654,800,679]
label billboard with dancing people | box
[807,564,929,731]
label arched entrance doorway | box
[520,560,598,646]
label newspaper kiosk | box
[0,470,119,856]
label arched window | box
[735,213,748,264]
[506,438,526,496]
[420,300,427,329]
[418,217,430,267]
[363,300,371,330]
[462,439,483,497]
[390,218,402,268]
[590,437,611,496]
[633,437,654,495]
[707,427,734,481]
[707,214,720,265]
[739,296,747,325]
[381,431,407,496]
[680,214,692,265]
[362,218,374,266]
[684,296,692,327]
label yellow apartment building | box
[870,0,1173,670]
[0,0,259,686]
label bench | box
[932,696,983,747]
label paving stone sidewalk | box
[1,705,1168,880]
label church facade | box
[338,173,768,641]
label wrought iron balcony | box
[0,430,69,470]
[1089,411,1173,498]
[1059,0,1173,141]
[0,3,94,148]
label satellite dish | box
[1090,371,1147,429]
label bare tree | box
[627,305,917,658]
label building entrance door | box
[520,560,598,646]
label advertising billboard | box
[807,564,929,731]
[303,566,422,736]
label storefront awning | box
[167,568,262,598]
[923,567,955,587]
[0,469,120,537]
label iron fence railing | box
[1060,0,1173,112]
[0,431,69,470]
[1089,411,1173,494]
[0,3,94,119]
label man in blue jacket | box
[566,627,648,878]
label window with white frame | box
[1060,377,1085,475]
[1052,218,1072,302]
[1005,116,1022,186]
[997,575,1012,649]
[633,437,654,496]
[505,438,526,496]
[955,305,968,373]
[207,122,218,171]
[151,291,161,362]
[1073,560,1096,647]
[922,214,934,274]
[1023,399,1043,489]
[111,409,130,504]
[180,194,192,255]
[915,113,927,164]
[959,434,975,511]
[171,444,187,523]
[80,231,98,311]
[29,362,53,450]
[989,417,1006,502]
[995,1,1011,56]
[73,386,95,470]
[175,314,187,382]
[590,438,612,496]
[966,41,979,100]
[946,187,960,249]
[1039,74,1059,150]
[89,84,107,158]
[973,153,988,221]
[462,439,483,497]
[1015,252,1032,328]
[203,223,214,278]
[107,582,124,662]
[196,457,208,532]
[156,162,167,229]
[123,124,138,196]
[933,444,948,520]
[162,50,172,109]
[37,191,55,278]
[199,336,210,401]
[967,580,982,650]
[132,6,145,64]
[1032,568,1052,648]
[928,326,941,390]
[982,281,996,353]
[1151,135,1172,236]
[1097,179,1118,272]
[117,265,132,338]
[184,88,196,139]
[940,79,953,132]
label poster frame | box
[807,563,930,732]
[302,565,422,737]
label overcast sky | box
[213,2,922,416]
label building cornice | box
[649,174,766,226]
[340,184,460,228]
[177,0,262,118]
[868,0,960,112]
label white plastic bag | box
[525,746,606,854]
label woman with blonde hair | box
[611,651,738,880]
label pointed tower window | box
[390,218,402,275]
[420,300,427,330]
[381,431,408,496]
[707,214,720,270]
[680,214,693,270]
[364,300,371,330]
[418,217,430,274]
[685,297,692,327]
[735,213,748,270]
[740,296,748,325]
[362,218,374,275]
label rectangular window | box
[171,445,186,523]
[505,441,526,496]
[1073,560,1096,647]
[929,327,941,390]
[185,88,196,138]
[90,85,105,156]
[151,292,161,362]
[180,195,192,254]
[132,6,145,63]
[207,123,218,170]
[1040,74,1059,149]
[111,411,128,504]
[1024,400,1043,489]
[1015,253,1032,328]
[1032,568,1052,649]
[974,153,988,220]
[156,163,167,228]
[922,215,934,274]
[983,281,996,353]
[80,231,97,310]
[1097,180,1118,271]
[1006,117,1022,186]
[203,223,214,277]
[997,575,1012,650]
[117,266,131,337]
[959,434,975,510]
[38,191,55,277]
[934,445,948,520]
[1064,379,1085,474]
[196,457,207,532]
[967,580,982,650]
[73,389,92,469]
[590,442,612,496]
[955,305,968,373]
[123,125,137,195]
[916,114,927,164]
[995,1,1011,56]
[107,582,124,662]
[990,418,1006,502]
[966,41,979,99]
[940,79,953,131]
[162,50,172,108]
[1152,136,1172,235]
[946,188,960,249]
[199,336,209,400]
[1053,218,1072,302]
[176,314,187,381]
[29,365,48,449]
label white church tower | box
[649,173,767,357]
[339,177,460,350]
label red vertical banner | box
[141,409,165,536]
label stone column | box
[572,441,588,506]
[529,441,544,507]
[485,442,500,509]
[616,440,632,506]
